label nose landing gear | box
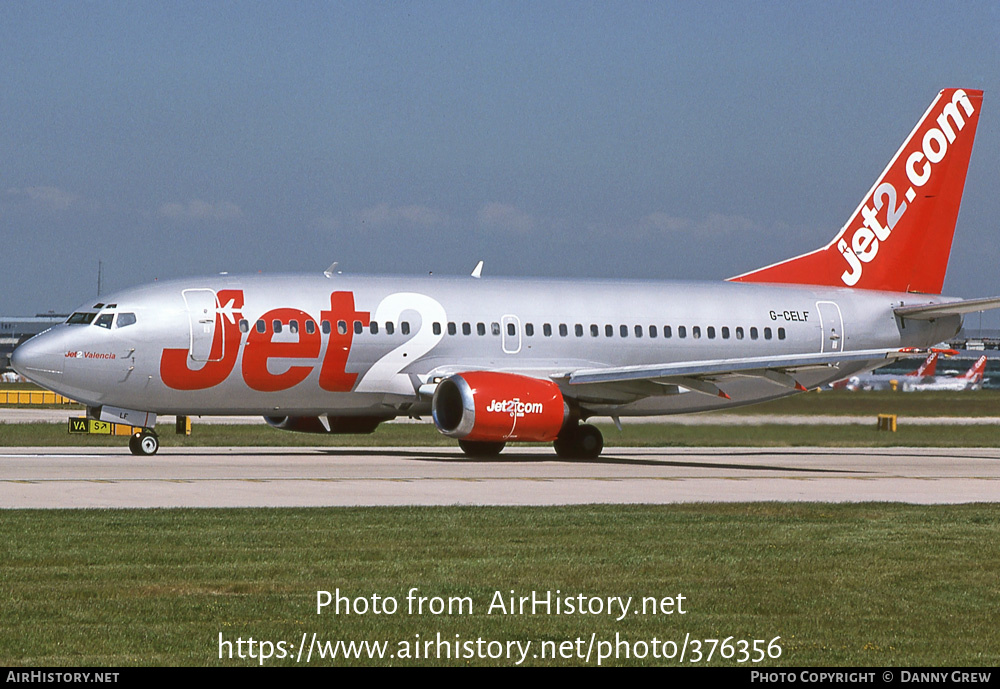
[128,429,160,456]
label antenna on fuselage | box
[323,262,341,278]
[471,260,484,279]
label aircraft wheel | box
[553,432,576,459]
[554,424,604,460]
[576,424,604,459]
[129,430,159,456]
[458,439,506,457]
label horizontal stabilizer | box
[894,296,1000,320]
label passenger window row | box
[239,319,412,336]
[527,323,787,341]
[237,319,787,341]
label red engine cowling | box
[264,416,383,434]
[432,372,568,442]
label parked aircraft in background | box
[838,350,942,391]
[903,354,989,391]
[11,88,1000,457]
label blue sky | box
[2,1,999,322]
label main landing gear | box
[454,423,604,459]
[553,423,604,460]
[128,429,160,456]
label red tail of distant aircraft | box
[903,354,989,392]
[960,355,989,382]
[908,352,939,378]
[838,350,940,391]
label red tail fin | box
[907,352,938,377]
[730,89,983,294]
[960,355,988,381]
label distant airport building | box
[1,315,67,374]
[946,329,1000,352]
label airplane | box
[837,350,942,391]
[11,87,1000,459]
[902,354,989,392]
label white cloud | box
[6,186,84,211]
[357,203,447,228]
[476,202,537,235]
[636,212,692,235]
[159,200,243,221]
[638,211,766,238]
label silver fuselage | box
[11,273,961,420]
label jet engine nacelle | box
[432,371,569,442]
[263,415,383,434]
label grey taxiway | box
[2,446,998,508]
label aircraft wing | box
[564,348,919,399]
[894,296,1000,320]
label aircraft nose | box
[10,331,65,386]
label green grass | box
[2,420,1000,448]
[5,384,1000,416]
[601,423,1000,447]
[1,505,997,666]
[0,383,52,391]
[3,389,997,667]
[726,388,1000,416]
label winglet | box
[930,348,960,356]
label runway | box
[2,446,999,508]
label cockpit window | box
[116,313,137,328]
[94,313,114,329]
[67,312,97,325]
[93,303,104,309]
